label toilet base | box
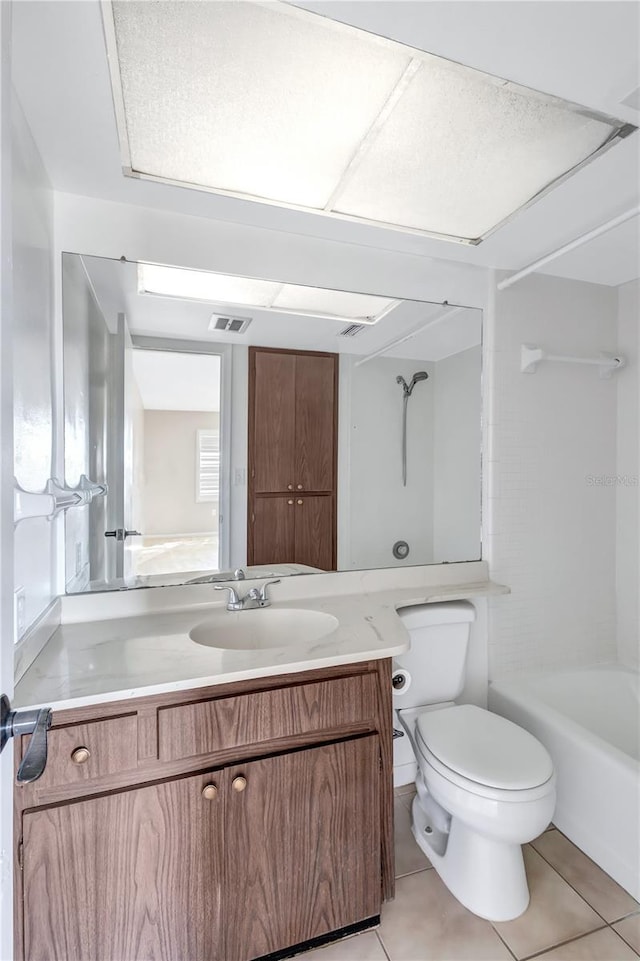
[411,795,530,922]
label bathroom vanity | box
[14,659,393,961]
[12,563,507,960]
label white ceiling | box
[131,349,221,412]
[11,1,640,286]
[80,253,481,362]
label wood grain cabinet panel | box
[225,737,381,961]
[294,495,334,571]
[250,495,294,568]
[23,714,138,797]
[23,770,224,961]
[158,673,377,762]
[251,350,296,493]
[294,353,337,493]
[248,347,337,570]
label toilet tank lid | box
[397,601,476,629]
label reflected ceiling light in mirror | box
[104,1,635,244]
[138,263,399,324]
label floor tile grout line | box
[533,828,640,917]
[613,923,640,957]
[395,865,434,880]
[526,840,618,926]
[488,922,519,961]
[515,923,609,961]
[374,929,392,961]
[613,907,640,923]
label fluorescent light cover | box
[106,1,634,243]
[138,264,398,324]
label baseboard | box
[255,916,380,961]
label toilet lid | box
[416,705,554,790]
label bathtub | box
[489,666,640,900]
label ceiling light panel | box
[110,0,410,208]
[332,60,616,240]
[138,264,398,323]
[138,264,280,306]
[271,284,397,322]
[106,1,633,243]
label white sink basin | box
[189,607,339,651]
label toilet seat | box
[415,704,554,799]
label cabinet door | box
[294,353,337,493]
[23,771,224,961]
[225,736,381,961]
[251,350,296,493]
[294,494,334,570]
[250,495,295,566]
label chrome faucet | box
[215,578,281,612]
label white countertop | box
[15,562,508,713]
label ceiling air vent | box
[339,323,367,337]
[209,315,252,334]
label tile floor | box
[301,784,640,961]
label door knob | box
[232,775,247,792]
[287,499,294,505]
[297,499,303,505]
[297,485,303,490]
[202,783,218,800]
[287,484,293,490]
[0,694,52,783]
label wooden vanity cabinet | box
[15,660,393,961]
[248,347,338,570]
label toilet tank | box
[395,601,476,708]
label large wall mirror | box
[63,253,482,592]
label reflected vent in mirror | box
[339,323,366,337]
[209,315,252,334]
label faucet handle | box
[258,578,281,603]
[214,584,241,606]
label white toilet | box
[393,601,556,922]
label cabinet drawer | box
[24,714,139,792]
[158,673,377,762]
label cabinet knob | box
[232,775,247,793]
[287,499,294,505]
[71,746,90,765]
[297,485,303,490]
[202,783,218,800]
[297,499,303,506]
[287,484,293,490]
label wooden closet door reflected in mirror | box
[248,347,338,570]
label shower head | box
[410,371,429,390]
[397,371,429,396]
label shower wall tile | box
[487,273,618,678]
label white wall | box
[143,410,219,535]
[229,344,248,569]
[433,345,482,562]
[12,92,55,636]
[0,9,15,957]
[486,273,619,677]
[339,356,435,569]
[616,279,639,669]
[53,192,489,310]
